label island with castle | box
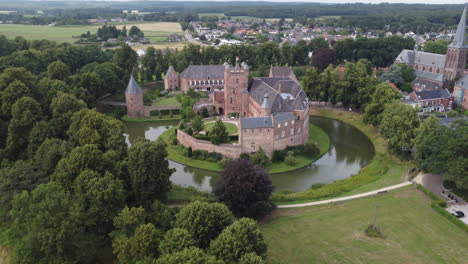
[125,61,316,164]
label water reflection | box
[124,116,375,193]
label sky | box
[165,0,468,3]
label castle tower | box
[125,75,144,117]
[444,6,468,83]
[164,66,179,90]
[223,60,249,118]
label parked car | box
[451,211,465,218]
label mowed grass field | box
[0,22,183,48]
[203,121,238,135]
[262,186,468,264]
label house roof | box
[241,116,273,129]
[248,77,308,113]
[270,66,294,79]
[455,75,468,90]
[395,50,446,68]
[180,65,225,79]
[125,75,143,95]
[414,70,444,82]
[414,89,451,100]
[166,66,177,78]
[272,112,295,123]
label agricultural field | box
[0,22,184,49]
[262,186,468,264]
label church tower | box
[444,6,468,82]
[125,75,144,117]
[223,60,249,118]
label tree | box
[159,228,196,255]
[240,253,266,264]
[129,26,143,37]
[175,201,234,248]
[379,101,420,152]
[113,223,163,264]
[33,138,68,174]
[215,158,275,219]
[209,218,267,263]
[423,40,449,55]
[112,206,148,237]
[251,148,271,169]
[0,160,47,223]
[412,115,439,149]
[113,43,138,78]
[311,48,336,71]
[50,92,86,137]
[0,80,30,118]
[47,60,71,81]
[128,139,175,205]
[379,65,404,87]
[150,200,175,232]
[155,247,222,264]
[320,64,342,103]
[5,97,42,159]
[300,67,321,100]
[9,182,96,264]
[363,83,401,126]
[191,115,204,134]
[210,120,229,145]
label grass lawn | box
[153,97,180,107]
[272,108,414,204]
[262,186,468,264]
[167,184,214,204]
[203,121,238,136]
[160,123,330,173]
[269,123,330,174]
[0,22,182,44]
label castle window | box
[290,128,294,135]
[292,120,295,125]
[298,127,301,133]
[285,122,288,127]
[230,97,233,104]
[251,142,256,150]
[281,130,285,137]
[278,124,281,128]
[236,78,239,84]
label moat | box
[124,116,375,192]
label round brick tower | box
[125,75,144,117]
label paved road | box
[278,181,413,208]
[184,30,212,47]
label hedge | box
[150,109,180,117]
[417,184,467,232]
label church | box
[394,6,467,91]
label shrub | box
[240,153,250,159]
[272,150,286,162]
[302,142,320,157]
[160,109,171,115]
[150,110,160,117]
[364,223,384,238]
[172,109,180,115]
[284,151,296,166]
[251,148,270,168]
[187,147,192,157]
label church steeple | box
[443,6,468,84]
[449,5,468,49]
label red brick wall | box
[240,127,275,156]
[223,67,248,117]
[126,93,144,117]
[177,129,242,159]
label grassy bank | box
[122,115,180,122]
[159,124,330,174]
[262,186,468,264]
[272,108,413,204]
[167,184,215,204]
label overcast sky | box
[168,0,467,4]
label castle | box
[164,62,310,157]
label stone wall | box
[177,129,242,159]
[240,127,275,156]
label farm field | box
[262,186,468,264]
[0,22,184,48]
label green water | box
[124,116,375,192]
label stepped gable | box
[125,75,143,95]
[180,65,225,79]
[166,66,177,77]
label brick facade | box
[177,129,242,159]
